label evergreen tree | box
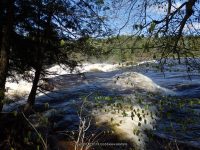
[7,0,109,110]
[0,0,14,111]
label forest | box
[1,0,200,150]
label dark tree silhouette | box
[3,0,109,111]
[0,0,14,111]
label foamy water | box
[113,72,176,96]
[93,103,158,149]
[5,61,157,99]
[5,59,200,149]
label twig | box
[22,112,47,150]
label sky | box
[103,0,200,35]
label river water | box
[4,60,200,149]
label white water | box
[5,60,157,99]
[113,72,176,96]
[4,59,200,149]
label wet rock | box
[40,78,55,91]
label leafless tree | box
[111,0,200,68]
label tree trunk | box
[0,0,13,111]
[25,66,41,110]
[24,2,44,112]
[0,43,9,111]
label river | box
[4,59,200,149]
